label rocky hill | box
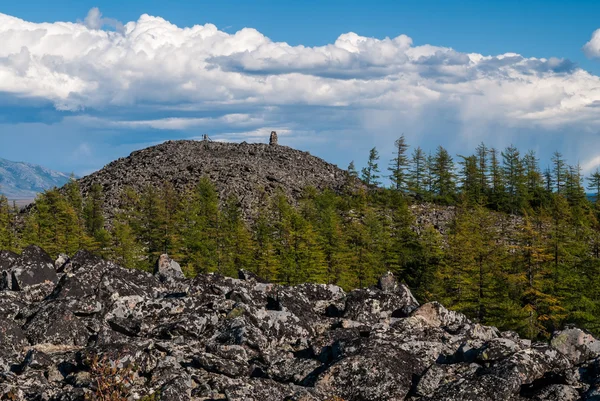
[76,139,351,220]
[0,158,71,200]
[0,246,599,401]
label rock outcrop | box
[1,247,600,400]
[73,140,353,221]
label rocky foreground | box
[1,247,600,400]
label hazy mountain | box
[0,158,72,199]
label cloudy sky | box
[2,0,600,177]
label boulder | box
[531,384,580,401]
[315,343,423,401]
[154,254,184,281]
[0,250,18,271]
[411,301,470,333]
[54,253,70,271]
[551,327,600,365]
[8,245,58,290]
[344,286,419,325]
[1,245,600,400]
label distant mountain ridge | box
[0,158,72,199]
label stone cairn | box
[269,131,278,146]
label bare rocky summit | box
[76,139,351,220]
[1,247,600,400]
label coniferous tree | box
[458,155,481,204]
[424,152,435,199]
[435,202,505,323]
[587,168,600,204]
[523,150,545,208]
[510,212,559,338]
[181,177,220,274]
[84,184,105,237]
[408,147,427,195]
[361,147,381,186]
[432,146,456,202]
[388,135,409,191]
[502,145,527,213]
[219,195,253,277]
[0,195,13,250]
[309,190,349,285]
[251,190,280,281]
[552,152,567,194]
[111,219,143,270]
[475,142,489,197]
[488,148,505,209]
[347,161,358,178]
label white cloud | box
[5,9,600,176]
[0,8,597,130]
[584,28,600,58]
[82,7,124,32]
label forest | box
[2,136,600,340]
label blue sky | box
[2,0,600,177]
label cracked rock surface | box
[1,246,600,400]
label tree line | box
[2,137,600,339]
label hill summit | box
[77,138,351,218]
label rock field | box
[1,246,600,400]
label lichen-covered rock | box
[551,327,600,365]
[24,300,91,346]
[0,250,18,271]
[411,301,470,333]
[315,342,423,401]
[3,248,600,400]
[531,384,580,401]
[8,245,58,291]
[154,254,184,281]
[54,253,70,272]
[344,286,419,325]
[476,337,523,362]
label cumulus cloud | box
[0,9,596,123]
[4,9,600,175]
[584,28,600,58]
[83,7,124,32]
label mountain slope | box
[77,140,352,218]
[0,158,71,199]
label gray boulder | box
[551,327,600,365]
[154,254,184,281]
[8,245,58,291]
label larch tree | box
[361,147,381,187]
[432,146,456,202]
[388,135,410,191]
[408,146,427,194]
[552,151,567,194]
